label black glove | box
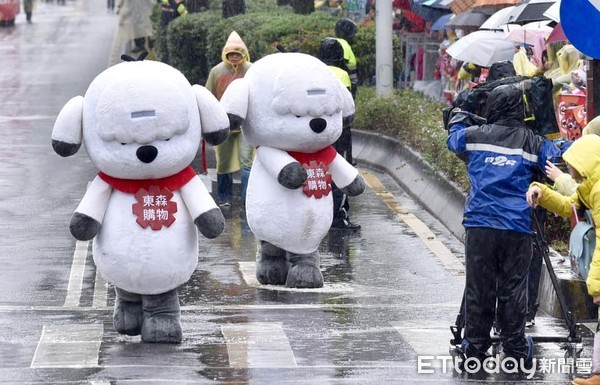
[448,110,486,129]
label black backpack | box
[443,76,559,139]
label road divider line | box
[221,322,297,368]
[31,324,103,368]
[361,171,465,276]
[64,240,90,307]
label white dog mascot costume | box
[220,52,365,288]
[51,56,230,343]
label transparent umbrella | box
[446,30,516,67]
[479,5,515,30]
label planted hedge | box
[153,5,401,85]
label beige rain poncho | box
[205,31,254,174]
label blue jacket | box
[448,120,562,233]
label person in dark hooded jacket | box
[447,84,564,368]
[318,37,359,230]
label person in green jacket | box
[334,18,358,166]
[318,37,359,230]
[205,31,254,208]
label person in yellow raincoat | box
[526,134,600,385]
[205,31,254,208]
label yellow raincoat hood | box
[563,135,600,204]
[221,31,250,69]
[530,134,600,295]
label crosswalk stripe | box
[31,324,103,368]
[63,240,90,307]
[92,269,108,308]
[221,322,297,368]
[238,262,353,293]
[391,321,453,358]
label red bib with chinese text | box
[132,186,178,230]
[98,167,196,230]
[288,146,336,199]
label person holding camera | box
[447,84,563,369]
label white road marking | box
[0,302,460,313]
[361,171,465,276]
[92,269,108,308]
[221,322,297,368]
[31,324,103,368]
[239,261,354,292]
[63,240,90,307]
[391,321,455,359]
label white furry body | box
[93,190,198,295]
[246,156,333,255]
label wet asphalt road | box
[0,1,594,384]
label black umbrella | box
[445,9,493,28]
[506,0,555,25]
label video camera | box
[443,76,560,140]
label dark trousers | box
[464,227,532,358]
[332,126,352,220]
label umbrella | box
[546,22,567,43]
[479,5,515,30]
[506,0,556,25]
[505,28,549,46]
[431,13,454,30]
[412,1,451,21]
[543,0,560,21]
[445,9,492,28]
[449,0,520,14]
[446,30,516,67]
[419,0,453,10]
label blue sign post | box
[561,0,600,58]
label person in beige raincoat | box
[205,31,254,207]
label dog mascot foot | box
[256,241,289,285]
[113,288,143,336]
[140,289,182,344]
[286,251,324,288]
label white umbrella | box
[543,0,560,22]
[446,30,516,67]
[480,6,515,30]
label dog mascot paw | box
[51,58,229,343]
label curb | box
[353,129,597,322]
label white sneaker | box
[526,319,535,328]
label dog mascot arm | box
[179,176,225,239]
[257,146,308,189]
[329,154,365,196]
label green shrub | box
[354,87,470,189]
[154,5,402,85]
